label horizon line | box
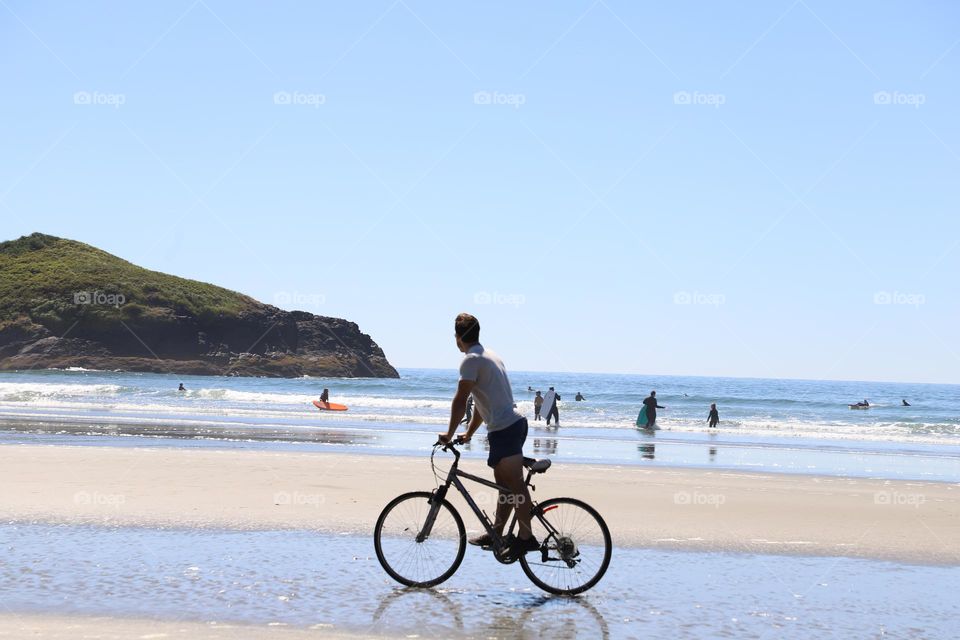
[392,365,960,388]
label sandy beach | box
[0,614,385,640]
[1,444,957,564]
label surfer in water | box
[902,399,911,406]
[178,383,186,392]
[534,391,543,421]
[642,391,665,428]
[545,387,561,426]
[439,313,537,560]
[707,403,719,428]
[319,388,330,404]
[575,392,585,401]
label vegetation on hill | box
[0,233,397,378]
[0,233,256,332]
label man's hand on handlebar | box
[437,433,471,446]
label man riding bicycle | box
[438,313,538,560]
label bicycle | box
[373,438,612,595]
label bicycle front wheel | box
[374,491,466,588]
[520,497,612,595]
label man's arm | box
[440,379,476,442]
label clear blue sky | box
[2,1,958,383]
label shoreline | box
[2,444,958,565]
[3,423,960,484]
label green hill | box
[0,233,398,378]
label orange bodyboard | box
[312,400,348,411]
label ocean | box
[1,368,958,481]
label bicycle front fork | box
[416,485,449,542]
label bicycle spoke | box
[375,492,465,587]
[520,498,611,595]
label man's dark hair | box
[455,313,480,343]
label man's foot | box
[468,533,494,549]
[501,535,540,561]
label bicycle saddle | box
[522,457,552,474]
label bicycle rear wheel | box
[519,497,612,595]
[374,491,466,588]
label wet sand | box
[1,444,958,564]
[2,525,958,638]
[0,614,380,640]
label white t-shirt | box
[459,343,522,432]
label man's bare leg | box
[493,453,533,539]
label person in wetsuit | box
[708,403,719,428]
[642,391,665,428]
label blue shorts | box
[487,417,528,468]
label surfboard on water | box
[312,400,348,412]
[541,390,556,418]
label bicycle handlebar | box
[433,437,465,457]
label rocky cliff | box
[0,233,398,378]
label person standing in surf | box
[438,313,538,560]
[642,391,665,428]
[534,391,543,421]
[460,395,474,425]
[707,403,719,428]
[545,387,561,426]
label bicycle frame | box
[419,443,549,554]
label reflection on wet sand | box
[371,588,610,639]
[635,431,723,464]
[371,588,464,635]
[532,438,558,457]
